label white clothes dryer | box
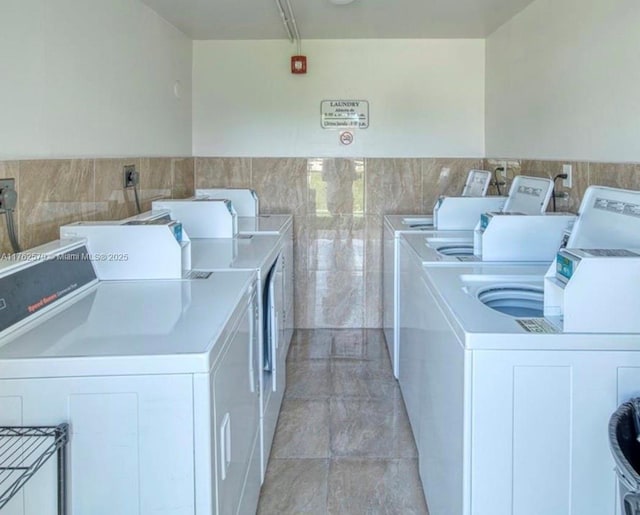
[0,239,261,515]
[236,215,294,349]
[189,235,286,481]
[196,188,260,216]
[148,202,295,352]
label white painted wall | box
[486,0,640,162]
[0,0,192,159]
[193,39,485,158]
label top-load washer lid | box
[461,169,492,197]
[398,170,492,229]
[568,186,640,249]
[477,284,545,318]
[502,175,554,214]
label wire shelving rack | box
[0,424,69,514]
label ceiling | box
[140,0,536,40]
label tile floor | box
[257,329,429,514]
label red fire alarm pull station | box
[291,55,307,74]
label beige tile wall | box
[0,161,20,257]
[194,157,483,329]
[3,155,638,330]
[0,157,193,255]
[195,156,640,329]
[484,159,599,213]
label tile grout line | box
[91,158,96,220]
[262,330,426,513]
[326,336,335,513]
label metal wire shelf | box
[0,424,69,514]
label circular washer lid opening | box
[477,285,544,318]
[437,245,474,256]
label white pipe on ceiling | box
[274,0,294,42]
[285,0,302,48]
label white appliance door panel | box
[398,242,426,437]
[0,375,194,515]
[236,431,261,515]
[471,351,640,515]
[382,224,394,372]
[259,256,284,479]
[284,228,294,353]
[213,298,261,515]
[414,276,467,515]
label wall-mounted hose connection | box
[552,173,568,212]
[123,165,142,215]
[493,167,506,196]
[0,180,20,254]
[133,182,142,214]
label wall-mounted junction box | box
[0,179,17,211]
[123,165,139,188]
[562,164,573,188]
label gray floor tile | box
[258,459,329,514]
[327,459,428,515]
[331,361,398,399]
[271,399,330,458]
[365,329,393,360]
[260,330,425,512]
[288,330,332,361]
[329,329,367,359]
[330,329,389,363]
[330,397,417,458]
[286,360,332,399]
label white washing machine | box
[426,174,558,258]
[408,259,640,515]
[430,174,554,231]
[0,237,261,515]
[236,215,294,352]
[397,225,573,441]
[400,186,640,515]
[383,216,471,374]
[391,213,574,381]
[412,182,636,267]
[398,168,493,229]
[384,175,558,377]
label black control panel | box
[0,246,97,333]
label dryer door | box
[262,261,278,375]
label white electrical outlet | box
[562,164,573,188]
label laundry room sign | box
[321,100,369,129]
